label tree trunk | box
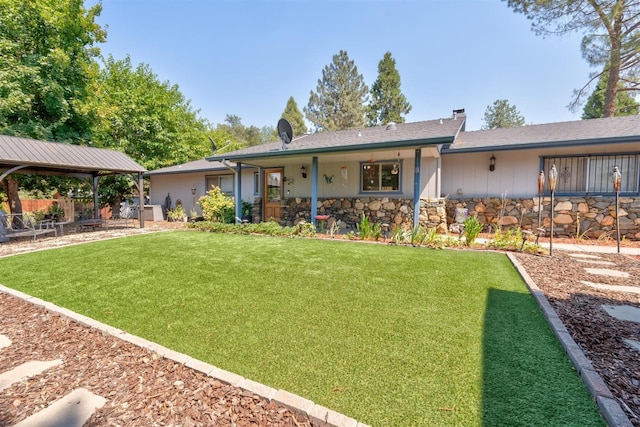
[2,176,23,228]
[603,13,623,118]
[3,176,22,215]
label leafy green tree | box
[84,55,213,211]
[89,55,211,170]
[582,72,639,119]
[481,99,526,129]
[216,115,263,147]
[0,0,105,214]
[304,50,369,131]
[367,52,412,126]
[505,0,640,117]
[279,97,307,137]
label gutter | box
[442,135,640,155]
[206,136,455,162]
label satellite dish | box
[277,119,293,147]
[209,136,217,152]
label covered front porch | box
[231,145,446,231]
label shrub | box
[356,213,382,240]
[463,215,483,247]
[199,186,235,223]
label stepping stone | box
[0,334,11,350]
[568,254,603,259]
[582,281,640,295]
[584,268,630,278]
[12,387,106,427]
[0,359,63,391]
[623,339,640,353]
[602,305,640,323]
[574,259,616,266]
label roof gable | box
[208,118,464,161]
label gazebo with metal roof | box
[0,135,147,227]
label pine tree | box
[367,52,412,126]
[304,50,369,132]
[280,97,307,136]
[582,73,639,119]
[481,99,526,129]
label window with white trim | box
[360,161,401,192]
[205,174,234,196]
[253,172,260,196]
[542,154,639,194]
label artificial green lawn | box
[0,232,604,426]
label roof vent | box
[439,118,443,124]
[385,122,397,131]
[357,130,362,137]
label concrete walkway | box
[540,241,640,255]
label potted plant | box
[241,201,253,223]
[47,203,65,222]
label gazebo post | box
[93,175,100,219]
[138,172,145,228]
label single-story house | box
[146,158,258,219]
[148,111,640,240]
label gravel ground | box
[1,225,640,425]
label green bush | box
[199,186,235,223]
[463,215,483,247]
[356,213,382,240]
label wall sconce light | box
[489,155,496,172]
[301,165,307,179]
[191,185,197,196]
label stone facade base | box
[446,196,640,241]
[252,197,448,233]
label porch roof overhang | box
[206,118,463,164]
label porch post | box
[311,156,318,225]
[236,162,242,222]
[413,149,422,227]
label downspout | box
[413,149,422,228]
[236,162,242,222]
[311,156,318,225]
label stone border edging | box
[0,285,369,427]
[507,253,633,427]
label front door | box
[263,169,283,222]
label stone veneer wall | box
[251,197,449,233]
[446,196,640,241]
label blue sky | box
[91,0,593,131]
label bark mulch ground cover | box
[1,224,639,425]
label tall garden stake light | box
[548,165,558,257]
[613,166,622,254]
[537,170,545,229]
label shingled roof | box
[145,159,246,176]
[446,115,640,153]
[0,135,146,176]
[208,118,465,161]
